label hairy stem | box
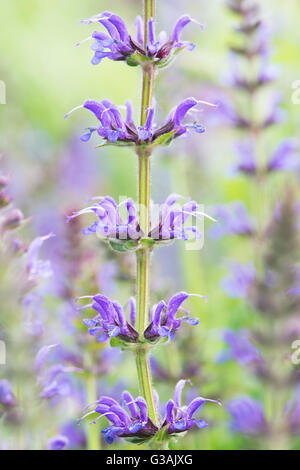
[134,0,158,427]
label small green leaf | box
[108,240,128,253]
[125,240,140,250]
[151,130,177,147]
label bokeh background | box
[1,0,300,450]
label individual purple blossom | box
[64,98,215,145]
[164,379,221,433]
[79,381,220,444]
[210,202,255,239]
[76,11,203,66]
[221,262,256,298]
[227,397,268,436]
[79,392,158,444]
[0,379,18,408]
[47,435,69,451]
[67,194,215,243]
[79,294,138,344]
[219,329,263,366]
[78,291,204,344]
[144,292,205,342]
[267,139,300,172]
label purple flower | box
[60,422,86,449]
[227,397,268,436]
[0,379,18,407]
[267,139,300,172]
[79,294,138,344]
[77,12,203,66]
[210,202,255,239]
[221,262,256,298]
[78,291,205,344]
[47,435,69,451]
[64,98,215,145]
[144,292,205,341]
[79,392,158,444]
[220,329,262,366]
[67,194,215,244]
[233,140,257,175]
[26,233,55,281]
[35,344,82,400]
[164,380,221,434]
[79,381,220,444]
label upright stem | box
[134,0,158,427]
[86,374,101,450]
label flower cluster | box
[79,380,220,444]
[77,11,203,67]
[65,98,215,146]
[79,291,204,345]
[67,193,215,248]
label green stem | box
[136,346,158,425]
[133,0,158,427]
[86,374,101,450]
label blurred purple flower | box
[219,329,262,366]
[227,397,268,436]
[47,435,69,450]
[288,392,300,435]
[35,344,82,400]
[60,422,86,449]
[0,379,18,407]
[210,202,255,239]
[233,140,257,175]
[97,260,119,296]
[77,11,203,66]
[64,98,215,145]
[221,262,256,298]
[26,233,55,281]
[267,139,300,172]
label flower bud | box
[2,209,24,230]
[0,191,12,208]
